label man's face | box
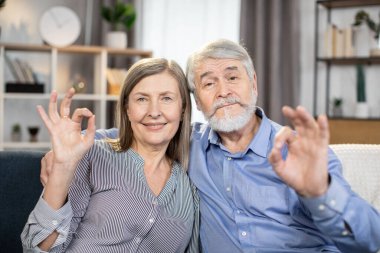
[194,58,258,132]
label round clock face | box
[39,6,81,47]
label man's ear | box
[252,72,258,96]
[193,93,202,111]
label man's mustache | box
[209,97,245,117]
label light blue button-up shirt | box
[188,108,380,253]
[94,108,380,253]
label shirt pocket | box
[242,185,289,221]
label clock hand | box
[49,10,62,28]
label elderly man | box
[41,39,380,253]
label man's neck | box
[218,115,261,153]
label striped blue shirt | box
[22,140,199,253]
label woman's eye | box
[162,96,173,101]
[137,97,147,102]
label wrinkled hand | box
[37,88,95,169]
[268,106,329,198]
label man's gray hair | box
[186,39,255,93]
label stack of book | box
[324,24,354,58]
[5,55,44,93]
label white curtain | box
[137,0,241,123]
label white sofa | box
[330,144,380,211]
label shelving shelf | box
[318,0,380,9]
[0,43,152,150]
[314,0,380,144]
[317,56,380,64]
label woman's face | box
[127,72,183,150]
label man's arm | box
[269,106,380,252]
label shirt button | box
[227,157,232,160]
[226,187,231,192]
[152,199,158,205]
[318,204,325,211]
[136,237,141,243]
[342,230,349,236]
[52,220,58,226]
[330,199,336,206]
[149,218,154,223]
[236,210,241,214]
[241,231,247,237]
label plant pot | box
[11,132,21,142]
[370,36,380,56]
[105,31,127,49]
[355,102,370,119]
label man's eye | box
[229,76,238,81]
[204,82,214,87]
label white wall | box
[138,0,241,123]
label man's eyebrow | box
[200,71,213,80]
[225,66,239,71]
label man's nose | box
[217,81,233,98]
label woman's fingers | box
[60,88,75,118]
[48,90,60,123]
[37,105,53,133]
[71,108,94,123]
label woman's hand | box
[37,88,96,210]
[37,88,96,168]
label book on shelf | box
[5,55,38,83]
[324,24,353,58]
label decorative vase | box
[355,102,370,118]
[353,24,370,57]
[105,31,127,49]
[370,35,380,56]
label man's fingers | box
[59,88,75,118]
[317,114,330,145]
[273,126,296,149]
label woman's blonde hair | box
[109,58,191,170]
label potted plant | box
[332,97,343,117]
[355,64,369,118]
[11,123,21,142]
[353,10,380,56]
[0,0,6,9]
[101,0,136,49]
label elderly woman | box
[21,58,199,253]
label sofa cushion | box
[0,150,45,252]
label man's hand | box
[269,106,330,198]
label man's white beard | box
[203,92,257,133]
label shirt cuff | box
[32,194,73,233]
[299,176,350,220]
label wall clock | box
[39,6,81,47]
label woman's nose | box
[148,101,162,118]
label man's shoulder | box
[95,128,119,139]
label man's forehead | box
[196,58,243,75]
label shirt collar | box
[207,107,272,158]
